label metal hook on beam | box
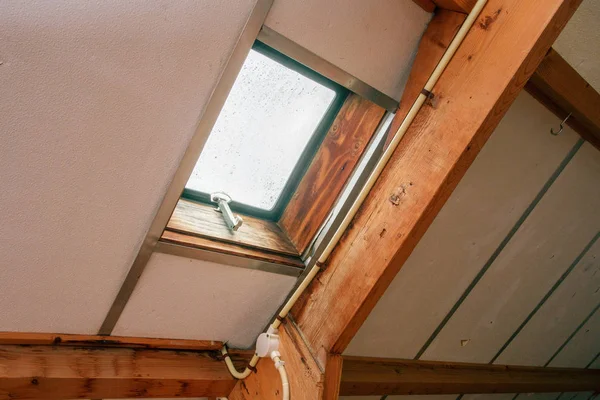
[550,112,572,136]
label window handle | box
[211,192,243,232]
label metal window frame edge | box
[97,0,276,335]
[155,241,303,278]
[257,26,399,112]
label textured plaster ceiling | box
[0,0,426,345]
[0,0,257,333]
[264,0,430,99]
[112,253,297,349]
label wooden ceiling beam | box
[340,356,600,396]
[291,0,583,369]
[3,339,596,399]
[525,48,600,151]
[433,0,477,13]
[0,344,236,399]
[412,0,436,13]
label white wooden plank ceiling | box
[345,91,583,359]
[342,3,600,399]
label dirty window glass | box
[184,44,340,214]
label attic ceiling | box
[0,0,428,347]
[0,2,598,397]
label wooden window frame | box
[161,92,386,265]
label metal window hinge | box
[211,192,243,232]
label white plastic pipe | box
[272,352,290,400]
[222,0,488,380]
[318,0,488,264]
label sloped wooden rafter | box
[226,0,584,399]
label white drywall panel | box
[0,1,256,333]
[345,92,579,358]
[112,253,296,349]
[422,142,600,363]
[265,0,431,99]
[495,238,600,366]
[554,0,600,91]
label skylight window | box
[184,42,347,219]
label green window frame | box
[182,40,349,220]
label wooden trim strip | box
[525,48,600,151]
[340,356,600,396]
[157,233,304,275]
[168,199,299,256]
[0,332,222,351]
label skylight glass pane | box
[185,48,336,211]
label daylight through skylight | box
[185,45,338,212]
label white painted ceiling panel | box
[547,307,600,369]
[422,142,600,364]
[554,0,600,91]
[510,309,600,400]
[494,237,600,366]
[345,93,579,359]
[0,0,257,334]
[112,253,296,349]
[264,0,430,99]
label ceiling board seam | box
[585,351,600,369]
[513,305,600,400]
[546,303,600,367]
[414,138,585,360]
[489,231,600,363]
